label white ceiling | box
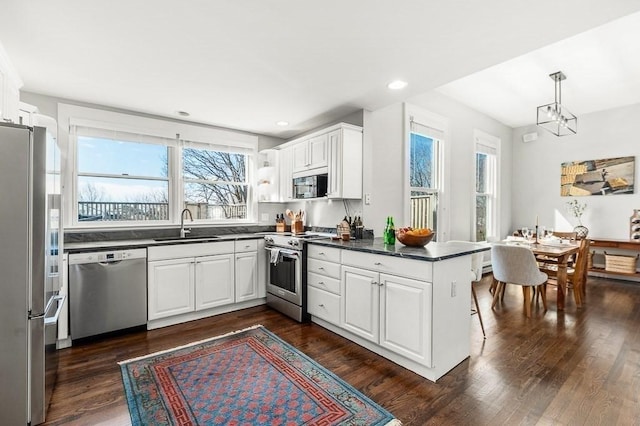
[1,1,640,138]
[436,11,640,128]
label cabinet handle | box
[378,281,384,286]
[318,281,325,285]
[318,304,325,308]
[371,280,378,286]
[374,262,381,266]
[319,266,325,270]
[319,252,325,255]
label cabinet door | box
[195,254,235,310]
[279,147,293,201]
[148,258,195,320]
[341,265,379,343]
[235,251,258,302]
[308,134,328,169]
[379,273,432,365]
[292,141,309,172]
[327,130,342,198]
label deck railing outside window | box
[78,202,246,221]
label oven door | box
[265,248,302,305]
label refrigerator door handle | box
[44,294,66,326]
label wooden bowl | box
[396,231,434,247]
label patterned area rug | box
[119,325,401,425]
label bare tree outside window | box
[182,148,248,220]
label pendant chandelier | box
[536,71,577,136]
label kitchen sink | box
[153,236,220,243]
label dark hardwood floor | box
[43,275,640,425]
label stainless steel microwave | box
[292,174,328,199]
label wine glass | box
[546,228,554,238]
[521,227,530,240]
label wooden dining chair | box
[491,244,549,317]
[538,238,590,307]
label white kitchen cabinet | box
[292,133,328,173]
[0,46,22,123]
[309,242,473,382]
[327,125,363,199]
[307,246,342,325]
[278,146,294,201]
[195,254,235,310]
[341,261,432,365]
[148,258,195,320]
[235,251,258,302]
[342,265,379,341]
[148,241,236,321]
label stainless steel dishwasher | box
[69,248,147,340]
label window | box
[74,131,170,223]
[182,144,249,220]
[407,109,445,239]
[474,131,499,242]
[62,104,258,227]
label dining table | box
[505,238,580,310]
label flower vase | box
[573,225,589,239]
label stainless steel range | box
[264,232,329,322]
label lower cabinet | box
[195,254,235,310]
[148,258,195,320]
[147,240,264,325]
[341,266,432,365]
[148,253,235,321]
[235,251,258,302]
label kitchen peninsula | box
[306,238,489,382]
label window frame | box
[59,103,258,229]
[473,129,500,242]
[404,104,449,241]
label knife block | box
[276,222,287,233]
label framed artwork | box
[561,156,635,196]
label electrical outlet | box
[261,213,269,222]
[364,193,371,205]
[450,281,457,297]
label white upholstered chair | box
[491,244,548,317]
[449,241,486,338]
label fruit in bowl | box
[396,227,434,247]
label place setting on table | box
[500,217,581,310]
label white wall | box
[512,102,640,240]
[365,91,513,240]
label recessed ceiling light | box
[177,111,190,117]
[387,80,408,90]
[276,121,289,126]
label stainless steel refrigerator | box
[0,122,64,425]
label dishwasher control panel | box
[68,248,147,264]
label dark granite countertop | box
[64,233,264,253]
[307,237,490,261]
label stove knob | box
[288,240,299,247]
[265,237,274,244]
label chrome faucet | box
[180,208,193,238]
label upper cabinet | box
[327,125,363,199]
[292,133,329,174]
[276,123,362,200]
[0,45,22,124]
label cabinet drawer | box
[307,286,340,325]
[235,239,258,253]
[307,258,341,279]
[342,250,432,282]
[148,241,234,261]
[307,271,340,295]
[308,245,341,263]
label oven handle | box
[264,247,300,258]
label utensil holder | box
[291,220,304,234]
